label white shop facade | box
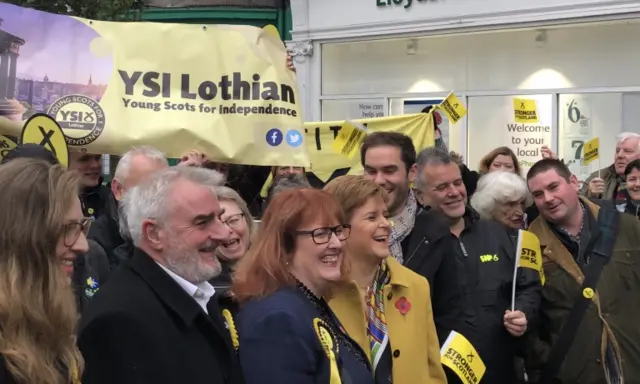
[286,0,640,179]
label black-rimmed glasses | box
[64,218,92,247]
[223,213,246,229]
[295,224,351,245]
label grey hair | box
[415,147,453,189]
[265,173,311,207]
[122,166,224,246]
[617,132,640,152]
[214,185,257,237]
[470,171,532,220]
[114,146,168,182]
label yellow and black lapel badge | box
[222,309,239,351]
[313,318,341,384]
[21,113,70,168]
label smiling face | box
[528,169,580,225]
[55,195,90,277]
[346,195,390,262]
[626,167,640,200]
[218,199,251,262]
[615,138,640,176]
[363,145,416,216]
[153,178,230,283]
[419,162,467,220]
[69,152,102,188]
[289,220,347,297]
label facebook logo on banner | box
[265,128,283,147]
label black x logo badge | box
[521,102,526,108]
[38,126,57,156]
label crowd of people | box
[1,125,640,384]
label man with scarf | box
[360,132,462,344]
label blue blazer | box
[237,286,374,384]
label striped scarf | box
[366,261,391,371]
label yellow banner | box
[438,92,467,124]
[583,137,599,166]
[440,331,486,384]
[516,229,545,285]
[0,4,307,166]
[259,113,434,196]
[513,98,539,123]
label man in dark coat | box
[78,166,243,384]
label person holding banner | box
[525,158,640,384]
[325,175,447,384]
[415,148,542,384]
[232,188,374,384]
[580,132,640,207]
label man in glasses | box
[1,144,110,312]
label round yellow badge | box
[583,287,594,299]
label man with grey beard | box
[78,166,243,384]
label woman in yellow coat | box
[324,175,447,384]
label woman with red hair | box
[232,188,374,384]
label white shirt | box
[156,262,216,314]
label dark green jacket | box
[525,198,640,384]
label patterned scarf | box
[366,261,391,372]
[388,191,417,264]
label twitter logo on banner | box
[285,129,303,148]
[266,128,283,147]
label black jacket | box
[445,208,542,383]
[400,206,464,345]
[80,179,110,220]
[88,194,125,269]
[78,248,244,384]
[73,240,110,314]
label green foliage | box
[6,0,141,20]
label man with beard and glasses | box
[78,166,243,384]
[524,159,640,384]
[360,132,462,344]
[415,147,541,384]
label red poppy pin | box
[395,297,411,316]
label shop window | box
[558,92,640,183]
[321,99,387,121]
[466,94,554,174]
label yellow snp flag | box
[437,92,467,124]
[583,137,600,166]
[513,98,539,123]
[331,121,366,159]
[516,229,545,285]
[440,331,485,384]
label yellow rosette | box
[313,318,341,384]
[222,309,240,351]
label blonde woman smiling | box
[0,159,87,384]
[324,175,446,384]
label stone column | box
[285,39,314,120]
[7,52,18,99]
[0,53,9,98]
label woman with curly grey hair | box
[470,171,533,229]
